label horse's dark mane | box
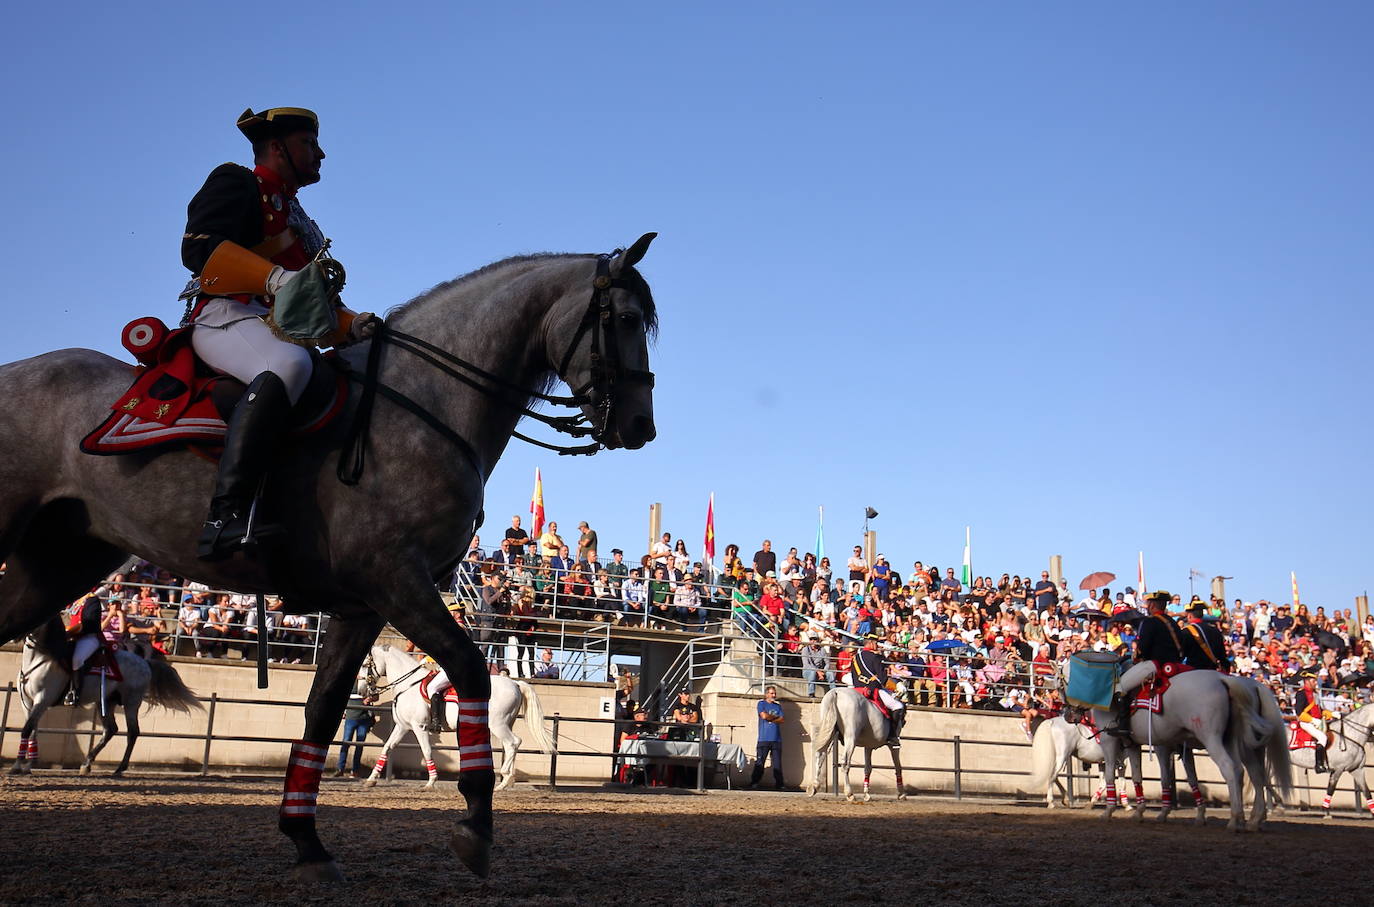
[386,252,659,339]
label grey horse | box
[0,234,659,882]
[1094,669,1291,831]
[1272,700,1374,818]
[805,686,906,802]
[10,617,201,775]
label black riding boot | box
[1106,693,1133,738]
[429,693,450,733]
[1314,745,1329,774]
[887,709,905,747]
[197,372,293,560]
[64,668,87,706]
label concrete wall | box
[1,645,1314,804]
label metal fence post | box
[201,692,218,775]
[953,735,962,800]
[549,713,560,790]
[696,733,706,792]
[0,684,12,758]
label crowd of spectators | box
[9,513,1373,725]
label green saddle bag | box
[267,257,347,346]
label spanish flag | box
[703,493,716,563]
[530,468,545,536]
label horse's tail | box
[1222,675,1267,753]
[515,680,555,754]
[1027,719,1057,794]
[812,689,840,757]
[1254,681,1293,804]
[145,659,203,713]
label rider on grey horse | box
[1180,600,1231,672]
[1108,590,1185,737]
[181,106,377,560]
[852,633,905,746]
[64,595,104,704]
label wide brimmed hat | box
[237,107,319,143]
[1145,590,1172,605]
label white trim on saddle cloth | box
[89,413,229,452]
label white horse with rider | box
[804,686,907,802]
[10,617,201,775]
[362,644,553,790]
[1094,667,1291,831]
[1273,700,1374,818]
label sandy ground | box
[0,773,1368,905]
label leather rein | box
[337,252,653,485]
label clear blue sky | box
[2,2,1369,609]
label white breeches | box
[1299,720,1326,743]
[72,635,100,671]
[429,671,452,697]
[1118,661,1156,694]
[192,299,313,405]
[877,688,905,712]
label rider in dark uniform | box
[1181,601,1231,673]
[181,107,376,559]
[1108,590,1185,737]
[852,634,905,746]
[65,596,104,705]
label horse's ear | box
[613,232,657,273]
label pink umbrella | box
[1078,571,1116,591]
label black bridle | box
[337,252,653,485]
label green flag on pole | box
[960,526,972,587]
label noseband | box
[337,251,653,484]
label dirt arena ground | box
[0,774,1367,905]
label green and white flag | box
[960,526,972,586]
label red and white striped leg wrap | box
[424,758,437,779]
[457,699,493,772]
[1105,783,1117,804]
[1365,801,1374,814]
[280,740,327,819]
[1134,782,1146,807]
[19,737,36,761]
[1161,788,1174,808]
[1322,794,1332,810]
[373,753,389,775]
[1189,784,1202,803]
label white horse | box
[363,644,553,791]
[1027,714,1133,808]
[1275,701,1374,818]
[1095,669,1289,832]
[804,687,905,802]
[9,618,201,775]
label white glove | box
[265,266,300,296]
[349,312,379,343]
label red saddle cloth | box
[857,685,892,721]
[1286,721,1319,751]
[80,316,347,456]
[1131,662,1194,715]
[419,672,460,703]
[85,645,124,682]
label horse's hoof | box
[423,780,437,791]
[1132,808,1146,823]
[494,775,514,792]
[78,764,91,776]
[8,761,27,776]
[863,793,872,803]
[1246,820,1263,832]
[290,860,344,883]
[1226,820,1240,833]
[111,767,126,777]
[1322,811,1333,820]
[363,777,378,789]
[1100,808,1114,821]
[450,822,492,879]
[804,785,816,798]
[1154,810,1170,823]
[897,790,908,801]
[845,793,856,803]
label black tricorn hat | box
[236,107,319,143]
